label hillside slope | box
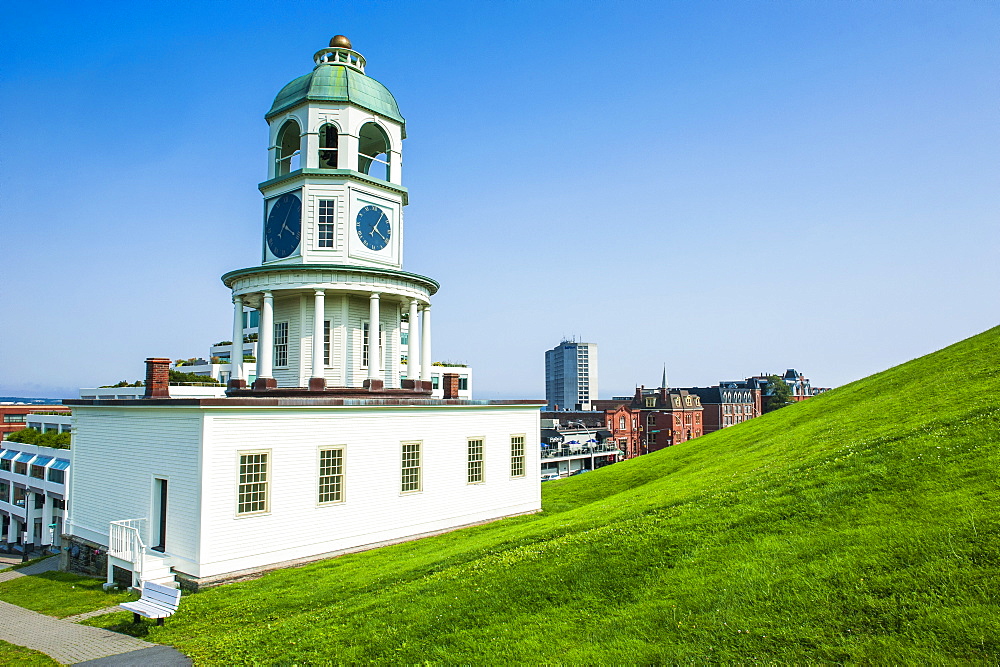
[90,326,1000,663]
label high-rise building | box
[545,340,598,411]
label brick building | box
[604,386,704,459]
[0,406,71,439]
[686,384,758,434]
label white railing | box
[108,518,147,586]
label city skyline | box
[2,1,998,399]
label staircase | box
[107,519,177,588]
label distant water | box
[0,397,66,405]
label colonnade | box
[4,490,58,548]
[230,291,432,388]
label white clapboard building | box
[63,36,543,589]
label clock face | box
[265,192,302,258]
[355,205,391,251]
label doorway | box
[152,478,167,552]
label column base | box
[308,377,327,391]
[402,379,433,392]
[363,379,385,391]
[252,377,278,390]
[227,379,247,390]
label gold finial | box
[329,35,352,49]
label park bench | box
[120,581,181,626]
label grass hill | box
[89,327,1000,663]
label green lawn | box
[86,326,1000,663]
[0,640,58,666]
[0,571,137,618]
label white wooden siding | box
[196,404,540,578]
[67,409,203,571]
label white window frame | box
[317,446,345,505]
[274,322,289,367]
[323,320,331,366]
[317,199,335,248]
[467,437,484,484]
[362,322,385,370]
[236,449,270,517]
[401,441,422,493]
[510,434,526,478]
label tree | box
[5,427,71,449]
[763,375,794,413]
[168,369,223,385]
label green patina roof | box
[267,64,405,130]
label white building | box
[545,340,598,411]
[0,439,71,553]
[64,36,542,589]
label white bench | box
[120,581,181,626]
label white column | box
[23,493,35,545]
[420,304,432,382]
[368,293,380,380]
[7,513,18,543]
[231,296,244,383]
[407,299,420,379]
[41,494,53,546]
[313,290,326,379]
[258,292,274,379]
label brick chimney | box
[442,373,460,399]
[143,358,171,398]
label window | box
[318,447,344,504]
[34,493,44,510]
[318,123,338,169]
[318,199,335,248]
[358,122,391,180]
[645,397,656,408]
[275,119,301,176]
[695,414,701,424]
[241,310,260,329]
[29,465,45,480]
[467,438,484,484]
[3,414,25,424]
[14,462,27,476]
[53,498,65,510]
[619,416,626,430]
[458,377,468,391]
[323,320,331,365]
[401,330,409,345]
[431,376,440,390]
[510,435,526,478]
[0,482,8,504]
[401,442,421,493]
[0,460,9,472]
[13,488,25,507]
[274,322,288,367]
[685,396,692,406]
[237,451,269,515]
[48,468,65,484]
[362,323,383,369]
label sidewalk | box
[0,558,190,665]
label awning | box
[0,451,17,461]
[51,459,70,471]
[32,456,53,467]
[14,453,34,464]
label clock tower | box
[222,36,437,394]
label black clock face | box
[355,205,390,251]
[265,192,302,258]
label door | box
[152,478,167,552]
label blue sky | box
[2,1,998,399]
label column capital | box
[262,290,273,298]
[314,289,326,296]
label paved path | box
[0,558,190,665]
[0,554,60,582]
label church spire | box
[661,364,668,390]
